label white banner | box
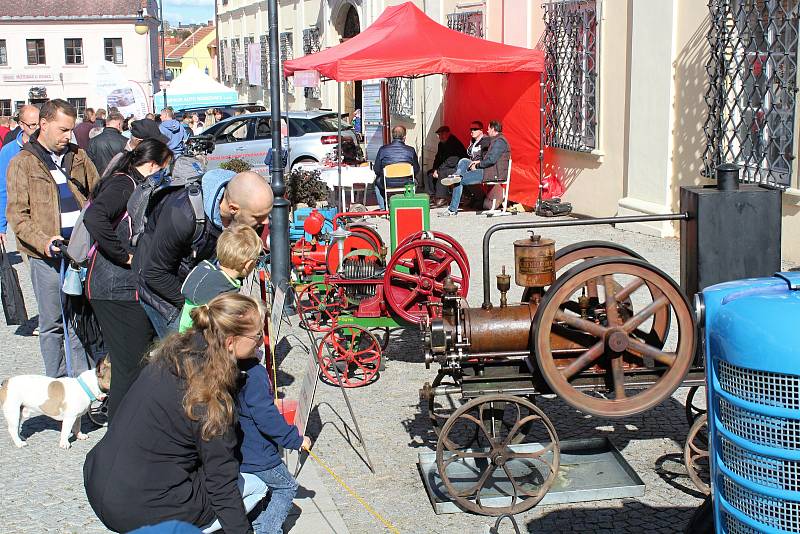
[247,43,261,86]
[92,61,149,118]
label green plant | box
[286,169,329,208]
[219,159,252,173]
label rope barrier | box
[305,448,400,533]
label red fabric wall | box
[443,72,545,207]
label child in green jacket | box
[179,224,263,332]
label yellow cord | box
[305,448,400,534]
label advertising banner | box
[92,61,149,118]
[248,43,261,86]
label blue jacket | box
[373,139,419,189]
[159,119,188,157]
[0,131,24,233]
[237,358,303,473]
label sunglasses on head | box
[470,127,481,131]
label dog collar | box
[76,376,97,402]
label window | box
[245,36,255,86]
[0,40,7,66]
[0,100,11,117]
[104,38,123,64]
[259,36,270,89]
[388,78,414,118]
[280,32,293,92]
[26,39,46,65]
[704,0,797,188]
[64,38,83,65]
[543,0,598,152]
[302,28,321,99]
[14,101,25,114]
[220,40,228,81]
[446,10,484,38]
[254,117,272,140]
[214,119,250,144]
[231,39,240,82]
[67,98,87,117]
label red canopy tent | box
[284,2,548,207]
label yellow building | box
[166,24,216,79]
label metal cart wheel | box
[684,413,710,495]
[297,282,346,333]
[316,325,382,388]
[684,385,708,425]
[426,370,462,436]
[533,257,696,418]
[436,394,560,516]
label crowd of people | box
[371,119,511,215]
[0,98,309,533]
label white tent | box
[153,65,238,110]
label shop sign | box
[2,72,55,83]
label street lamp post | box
[135,3,168,110]
[267,0,290,296]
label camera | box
[185,135,215,157]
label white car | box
[198,111,359,172]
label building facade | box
[166,23,217,79]
[0,0,160,116]
[217,0,800,264]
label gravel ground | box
[0,206,784,533]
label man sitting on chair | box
[439,120,510,217]
[373,125,420,210]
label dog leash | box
[75,375,97,402]
[305,448,400,533]
[58,258,75,378]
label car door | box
[207,118,252,170]
[250,116,273,173]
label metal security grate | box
[719,397,800,449]
[719,360,800,410]
[280,32,294,92]
[231,39,240,83]
[260,35,270,89]
[388,77,414,118]
[220,40,227,81]
[303,28,321,99]
[245,36,255,86]
[446,10,484,37]
[723,474,800,531]
[724,511,766,534]
[721,435,800,491]
[704,0,800,188]
[543,0,598,152]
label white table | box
[318,166,376,208]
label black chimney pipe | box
[716,163,740,191]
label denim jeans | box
[201,473,269,533]
[140,300,179,340]
[29,257,89,377]
[374,183,387,210]
[249,462,299,534]
[448,166,485,213]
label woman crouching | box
[84,293,268,533]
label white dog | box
[0,359,111,449]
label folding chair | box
[383,162,415,206]
[483,158,513,217]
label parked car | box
[196,111,360,172]
[176,103,266,119]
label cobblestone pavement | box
[0,209,781,533]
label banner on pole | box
[248,43,262,86]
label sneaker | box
[437,209,458,217]
[440,175,462,186]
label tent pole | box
[283,76,290,166]
[536,77,545,215]
[338,81,343,211]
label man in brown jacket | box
[6,99,99,377]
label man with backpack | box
[6,99,99,377]
[132,169,273,338]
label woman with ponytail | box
[84,138,172,420]
[84,293,269,534]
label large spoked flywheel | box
[532,257,696,418]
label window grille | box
[303,27,321,99]
[67,98,86,117]
[26,39,46,65]
[280,32,294,92]
[447,10,484,37]
[0,100,11,117]
[543,0,598,152]
[0,39,7,66]
[64,38,83,65]
[704,0,799,188]
[231,38,240,83]
[104,38,123,64]
[220,40,227,81]
[388,77,414,118]
[245,36,255,86]
[259,35,270,89]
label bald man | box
[133,169,273,337]
[0,105,40,244]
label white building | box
[0,0,160,117]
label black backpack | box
[127,156,207,256]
